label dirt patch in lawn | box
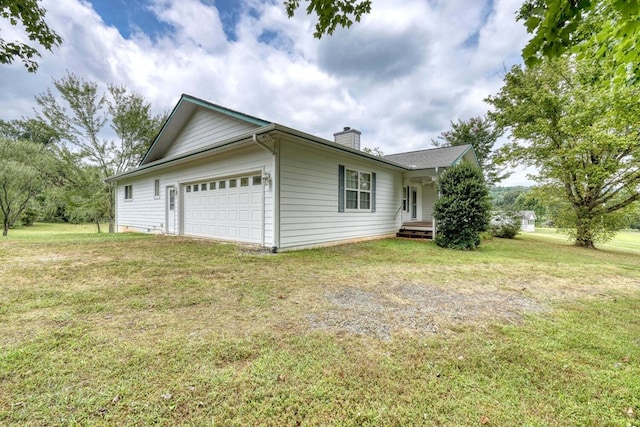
[307,285,547,340]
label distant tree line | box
[0,73,166,236]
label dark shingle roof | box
[383,144,474,169]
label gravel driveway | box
[307,285,547,341]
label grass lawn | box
[531,227,640,255]
[1,224,639,426]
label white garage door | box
[183,174,263,243]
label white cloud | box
[1,0,534,185]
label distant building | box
[520,211,537,232]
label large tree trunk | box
[575,216,596,249]
[108,185,115,233]
[3,208,10,236]
[96,220,101,233]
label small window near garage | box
[193,184,199,192]
[253,175,262,185]
[209,182,216,190]
[124,184,133,200]
[240,177,249,187]
[229,179,237,188]
[201,183,207,191]
[186,185,191,193]
[219,180,226,189]
[154,179,160,198]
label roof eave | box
[106,123,277,183]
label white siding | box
[115,145,274,246]
[164,108,259,159]
[421,185,437,222]
[278,138,403,250]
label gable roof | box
[107,96,483,183]
[383,144,477,169]
[140,94,272,165]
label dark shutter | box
[371,172,376,212]
[338,164,345,212]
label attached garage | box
[183,174,264,243]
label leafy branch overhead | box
[0,0,62,72]
[519,0,640,83]
[284,0,372,38]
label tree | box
[1,0,62,72]
[518,0,640,83]
[433,115,505,186]
[0,138,52,236]
[433,163,491,250]
[491,187,547,221]
[34,72,166,232]
[0,117,59,144]
[61,164,110,232]
[486,57,640,248]
[284,0,371,38]
[362,146,384,157]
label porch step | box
[396,229,433,239]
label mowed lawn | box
[1,224,639,426]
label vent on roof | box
[334,127,361,150]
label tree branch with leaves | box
[1,0,62,72]
[284,0,371,38]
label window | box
[346,169,371,210]
[193,184,199,192]
[169,189,175,210]
[219,180,226,189]
[154,179,160,198]
[201,183,207,191]
[240,177,249,187]
[186,185,191,193]
[338,165,375,212]
[253,175,262,185]
[402,186,408,211]
[209,182,216,190]
[229,179,237,188]
[124,184,133,200]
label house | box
[105,95,479,252]
[520,211,537,232]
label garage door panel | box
[183,175,263,243]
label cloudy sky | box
[1,0,534,184]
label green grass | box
[531,227,640,254]
[1,223,639,426]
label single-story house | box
[520,210,537,232]
[105,94,479,251]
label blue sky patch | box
[87,0,243,41]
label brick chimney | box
[333,127,361,150]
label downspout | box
[433,167,439,239]
[253,133,279,252]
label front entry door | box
[411,187,418,220]
[166,187,177,235]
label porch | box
[396,221,434,240]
